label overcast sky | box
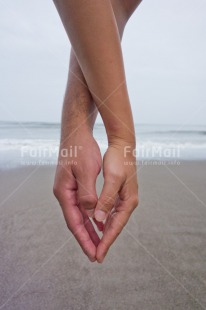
[0,0,206,125]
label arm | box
[53,0,142,262]
[53,0,135,143]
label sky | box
[0,0,206,125]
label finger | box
[102,205,116,233]
[94,176,122,222]
[92,217,104,232]
[101,197,119,233]
[63,202,97,261]
[80,207,101,246]
[96,200,136,263]
[76,171,99,217]
[58,189,97,262]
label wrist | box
[107,125,136,149]
[60,111,97,146]
[60,122,94,149]
[108,134,136,150]
[107,140,137,166]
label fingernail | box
[95,210,106,222]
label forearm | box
[60,48,97,148]
[60,2,126,144]
[53,0,136,145]
[60,0,141,146]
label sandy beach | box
[0,161,206,310]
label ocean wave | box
[1,139,206,154]
[1,121,206,135]
[0,121,60,129]
[0,139,60,150]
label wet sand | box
[0,161,206,310]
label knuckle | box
[130,195,139,209]
[66,221,74,234]
[105,170,123,184]
[99,196,115,212]
[53,182,66,203]
[53,184,60,198]
[79,195,97,209]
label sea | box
[0,121,206,169]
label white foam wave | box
[0,139,206,168]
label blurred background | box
[0,0,206,167]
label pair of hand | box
[53,130,138,263]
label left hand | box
[53,130,103,262]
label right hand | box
[94,142,139,263]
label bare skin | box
[53,0,142,263]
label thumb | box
[94,175,122,222]
[76,171,98,217]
